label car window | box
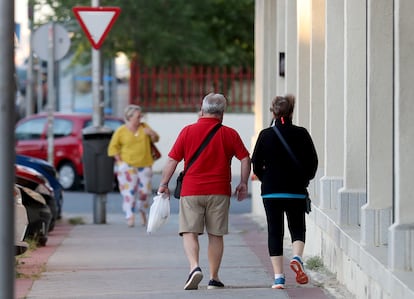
[84,119,124,130]
[15,118,47,140]
[53,118,73,138]
[104,119,124,130]
[83,120,92,128]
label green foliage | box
[306,256,324,271]
[68,217,85,225]
[32,0,254,67]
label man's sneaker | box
[184,267,203,290]
[290,256,308,284]
[207,279,224,289]
[271,276,285,289]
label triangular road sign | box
[73,6,121,50]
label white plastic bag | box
[147,193,170,234]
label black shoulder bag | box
[272,126,312,213]
[174,123,222,199]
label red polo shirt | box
[169,117,249,196]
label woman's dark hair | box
[270,94,295,119]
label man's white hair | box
[201,93,227,115]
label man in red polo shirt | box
[158,92,251,290]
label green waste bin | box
[82,126,114,194]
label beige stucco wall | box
[253,0,414,298]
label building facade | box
[252,1,414,298]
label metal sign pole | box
[0,0,16,297]
[37,60,44,111]
[47,23,55,165]
[92,0,106,224]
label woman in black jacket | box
[251,94,318,289]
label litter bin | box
[82,126,114,194]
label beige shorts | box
[179,195,230,236]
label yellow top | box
[107,123,156,167]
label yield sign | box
[72,6,121,50]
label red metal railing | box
[129,61,254,113]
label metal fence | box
[129,63,254,113]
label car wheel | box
[57,193,63,219]
[48,215,56,232]
[37,235,48,247]
[43,194,57,232]
[58,162,79,190]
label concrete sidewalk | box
[16,212,338,299]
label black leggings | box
[263,198,306,256]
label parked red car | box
[15,113,124,190]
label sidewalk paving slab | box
[16,213,337,299]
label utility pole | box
[26,0,35,116]
[0,0,17,297]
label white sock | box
[274,273,284,279]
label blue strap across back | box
[262,193,306,199]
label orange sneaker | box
[290,256,308,284]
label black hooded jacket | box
[251,118,318,196]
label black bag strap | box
[272,125,300,167]
[183,123,222,175]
